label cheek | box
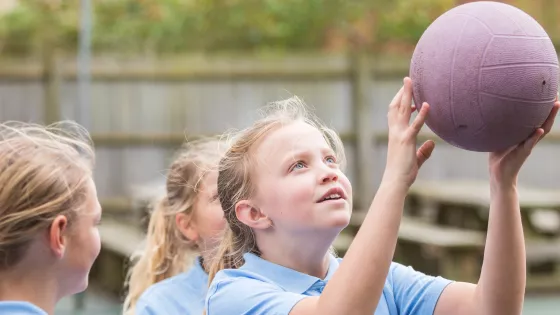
[200,203,227,236]
[288,182,315,206]
[92,228,101,258]
[210,205,227,230]
[339,173,353,197]
[268,176,315,215]
[68,227,100,267]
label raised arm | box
[292,77,435,315]
[434,101,560,315]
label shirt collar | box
[0,301,47,315]
[241,253,340,293]
[187,256,209,285]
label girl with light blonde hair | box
[0,121,101,315]
[204,78,559,315]
[123,138,227,315]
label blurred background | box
[0,0,559,314]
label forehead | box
[75,177,101,218]
[254,121,331,163]
[199,170,218,191]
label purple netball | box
[410,1,558,152]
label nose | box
[319,167,338,184]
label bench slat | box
[99,220,145,257]
[526,239,560,263]
[409,180,560,210]
[338,216,485,250]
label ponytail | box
[206,226,240,285]
[123,197,196,315]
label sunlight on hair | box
[0,120,94,270]
[206,95,346,289]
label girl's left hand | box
[489,100,560,185]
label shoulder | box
[207,268,284,298]
[206,269,306,315]
[386,262,453,315]
[137,272,206,315]
[0,301,47,315]
[387,261,451,286]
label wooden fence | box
[1,53,560,213]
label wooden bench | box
[336,214,485,249]
[346,206,560,291]
[525,239,560,292]
[335,214,485,282]
[407,180,560,237]
[99,219,146,257]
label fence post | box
[41,9,61,125]
[350,51,374,211]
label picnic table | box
[406,180,560,238]
[339,180,560,290]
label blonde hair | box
[0,121,94,270]
[207,96,346,285]
[123,138,227,315]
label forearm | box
[318,180,408,314]
[475,181,526,315]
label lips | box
[317,187,347,203]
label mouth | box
[317,187,347,203]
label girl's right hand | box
[383,77,435,188]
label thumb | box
[417,140,435,168]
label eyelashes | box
[210,193,219,202]
[289,155,338,172]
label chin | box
[326,209,351,229]
[65,274,90,296]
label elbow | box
[472,283,525,315]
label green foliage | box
[0,0,379,55]
[92,0,369,54]
[377,0,454,44]
[0,0,555,56]
[0,4,41,54]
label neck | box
[200,250,213,273]
[258,230,335,278]
[0,267,59,315]
[199,241,219,273]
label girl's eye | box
[326,156,337,164]
[210,193,219,202]
[291,161,305,171]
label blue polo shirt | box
[0,301,47,314]
[205,253,452,315]
[136,256,209,315]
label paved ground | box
[54,288,559,315]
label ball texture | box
[410,1,558,152]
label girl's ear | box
[235,200,272,230]
[48,215,68,258]
[176,213,199,242]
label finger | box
[523,128,544,150]
[389,86,405,110]
[491,145,515,158]
[410,102,430,133]
[388,86,405,124]
[400,77,413,115]
[417,140,435,168]
[411,104,417,112]
[539,101,560,135]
